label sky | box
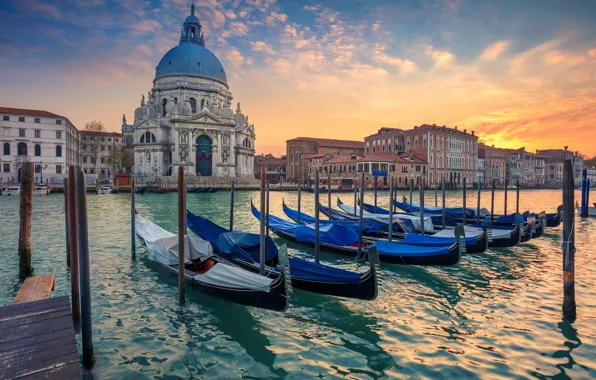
[1,0,595,157]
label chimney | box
[464,129,467,134]
[432,123,436,127]
[472,131,475,136]
[455,126,458,130]
[492,145,495,148]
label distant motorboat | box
[33,185,50,195]
[2,186,20,196]
[97,186,113,195]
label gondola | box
[186,211,379,300]
[394,198,538,241]
[545,206,563,227]
[207,187,221,193]
[186,187,201,193]
[135,213,290,312]
[251,201,463,266]
[352,199,520,249]
[135,186,147,194]
[284,200,488,254]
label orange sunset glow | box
[1,1,595,156]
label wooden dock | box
[0,296,81,379]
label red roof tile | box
[287,137,364,150]
[0,107,65,118]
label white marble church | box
[125,5,255,178]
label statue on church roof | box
[141,94,145,106]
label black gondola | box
[251,201,463,266]
[135,214,291,312]
[186,211,379,300]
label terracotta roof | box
[396,154,428,164]
[256,157,285,165]
[80,130,122,137]
[405,124,478,138]
[358,154,395,163]
[323,153,362,164]
[0,107,65,118]
[287,137,364,149]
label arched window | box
[162,98,167,117]
[200,99,205,109]
[35,144,41,156]
[3,143,10,155]
[140,132,156,144]
[189,98,196,114]
[56,145,62,157]
[152,133,156,143]
[140,134,145,143]
[17,142,27,156]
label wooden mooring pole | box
[388,177,394,242]
[562,159,576,320]
[490,179,496,222]
[266,182,270,236]
[314,171,320,263]
[297,178,301,224]
[177,167,185,305]
[373,176,378,208]
[328,174,332,219]
[259,167,266,274]
[19,162,34,279]
[409,178,413,212]
[76,168,94,368]
[434,183,438,206]
[229,180,235,230]
[64,178,70,267]
[463,177,467,224]
[441,176,446,229]
[353,183,357,216]
[130,178,136,259]
[476,176,481,223]
[516,179,520,214]
[504,178,509,215]
[420,177,425,235]
[357,172,365,259]
[68,166,80,322]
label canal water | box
[0,189,595,379]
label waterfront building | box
[0,107,79,184]
[286,137,364,182]
[587,167,596,183]
[504,148,547,187]
[80,131,124,178]
[546,159,564,186]
[121,114,135,174]
[126,5,255,179]
[255,154,286,184]
[404,124,478,187]
[478,143,507,186]
[537,149,584,185]
[364,128,406,156]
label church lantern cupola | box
[180,4,205,46]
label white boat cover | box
[135,215,273,292]
[193,264,273,292]
[338,202,435,231]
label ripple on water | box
[0,190,595,379]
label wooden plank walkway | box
[13,275,55,305]
[0,296,81,380]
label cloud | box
[374,53,417,74]
[480,41,510,61]
[425,46,455,68]
[250,41,276,55]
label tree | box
[84,120,105,132]
[82,121,104,175]
[108,145,134,173]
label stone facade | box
[80,131,123,178]
[0,107,79,184]
[404,124,479,187]
[125,6,255,179]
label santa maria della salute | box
[123,5,256,179]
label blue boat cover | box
[494,211,530,224]
[360,201,460,227]
[283,202,382,233]
[187,210,363,284]
[371,240,450,257]
[252,204,360,246]
[359,201,389,215]
[215,231,279,263]
[394,200,476,219]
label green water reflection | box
[0,189,595,379]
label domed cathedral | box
[127,4,256,178]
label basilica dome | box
[154,5,228,87]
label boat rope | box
[561,216,576,267]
